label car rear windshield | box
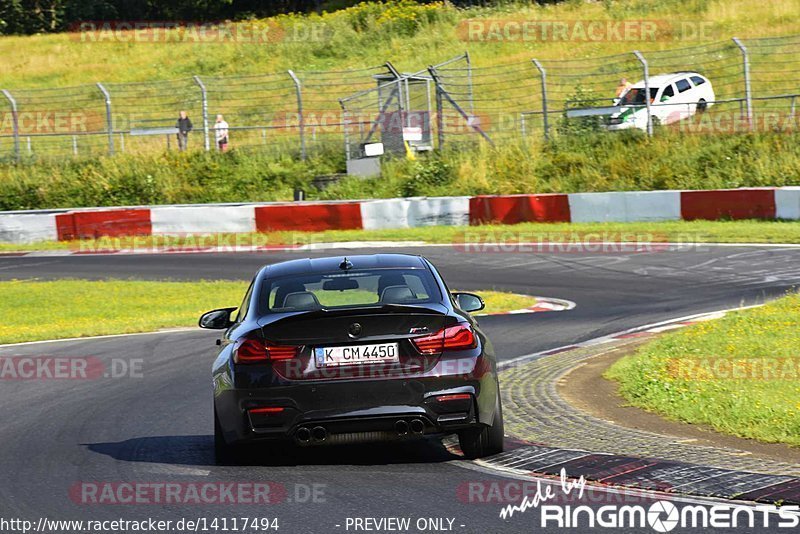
[260,268,441,312]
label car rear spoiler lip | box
[256,303,450,327]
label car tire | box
[697,99,707,113]
[458,391,505,459]
[214,409,238,465]
[651,116,662,128]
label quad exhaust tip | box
[410,419,425,434]
[312,426,327,442]
[395,420,410,435]
[296,427,312,444]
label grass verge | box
[3,133,800,211]
[0,280,535,344]
[3,220,800,253]
[3,0,796,88]
[606,293,800,447]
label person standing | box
[176,110,193,151]
[614,78,632,104]
[214,114,229,152]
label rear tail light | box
[436,393,472,402]
[248,407,285,415]
[233,334,299,364]
[265,342,299,361]
[412,323,477,355]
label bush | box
[2,130,800,210]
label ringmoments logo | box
[531,501,800,531]
[496,468,800,531]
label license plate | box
[314,343,399,368]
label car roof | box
[631,72,706,88]
[262,253,427,278]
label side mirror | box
[199,307,237,329]
[452,292,485,313]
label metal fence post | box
[96,82,114,155]
[1,89,20,162]
[428,66,494,147]
[193,75,210,151]
[339,98,350,162]
[531,59,549,141]
[633,51,652,136]
[432,72,445,149]
[287,70,306,160]
[465,50,474,115]
[732,37,754,130]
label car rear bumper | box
[215,371,497,446]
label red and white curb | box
[477,295,576,316]
[2,186,800,245]
[497,305,760,371]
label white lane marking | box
[0,327,198,348]
[139,464,211,476]
[498,304,764,370]
[0,259,60,270]
[476,296,577,317]
[6,241,800,257]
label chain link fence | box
[1,34,799,164]
[0,66,383,162]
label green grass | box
[1,0,797,88]
[2,131,800,211]
[1,0,800,209]
[2,0,800,209]
[606,293,800,446]
[3,220,800,253]
[0,280,534,344]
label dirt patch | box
[558,341,800,465]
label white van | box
[606,72,715,131]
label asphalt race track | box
[1,244,800,533]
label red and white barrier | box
[776,187,800,220]
[680,188,776,221]
[361,197,470,230]
[469,194,570,225]
[56,208,151,241]
[151,205,256,235]
[0,212,59,243]
[568,191,681,223]
[0,187,797,244]
[256,202,362,232]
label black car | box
[200,253,504,463]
